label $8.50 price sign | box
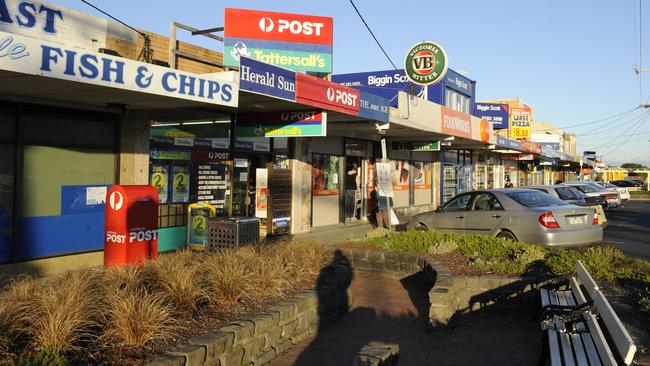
[511,126,530,139]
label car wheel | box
[414,223,428,231]
[496,231,517,242]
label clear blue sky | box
[55,0,650,166]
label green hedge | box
[630,190,650,198]
[362,230,650,283]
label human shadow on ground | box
[278,255,544,366]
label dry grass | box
[145,250,210,317]
[100,289,176,348]
[0,241,330,361]
[26,269,104,353]
[202,250,254,311]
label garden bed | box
[0,242,331,366]
[339,230,650,361]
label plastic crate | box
[207,217,260,251]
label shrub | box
[100,289,176,348]
[14,348,68,366]
[427,241,458,254]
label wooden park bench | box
[539,260,637,366]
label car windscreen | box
[506,191,569,207]
[555,187,582,200]
[572,184,600,193]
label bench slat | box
[541,288,551,307]
[570,333,589,366]
[563,290,587,332]
[585,313,618,366]
[575,260,599,298]
[549,289,559,305]
[549,330,563,366]
[592,290,637,365]
[569,277,588,305]
[560,332,576,366]
[580,333,602,366]
[557,290,569,306]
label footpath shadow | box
[273,255,545,366]
[286,251,434,366]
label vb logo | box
[259,17,274,32]
[109,191,123,211]
[412,50,434,75]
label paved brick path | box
[268,271,541,366]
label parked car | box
[611,180,645,190]
[406,189,603,248]
[530,185,607,228]
[561,182,621,209]
[592,181,630,201]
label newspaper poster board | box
[375,162,394,198]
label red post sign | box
[104,185,159,267]
[295,73,360,115]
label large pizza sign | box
[224,8,333,73]
[404,41,448,85]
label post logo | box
[404,41,448,85]
[109,191,123,211]
[326,87,335,102]
[259,17,274,32]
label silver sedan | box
[407,189,603,248]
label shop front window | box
[312,153,340,195]
[0,144,14,263]
[413,162,433,205]
[18,107,117,260]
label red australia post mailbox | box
[104,185,159,266]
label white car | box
[594,181,630,201]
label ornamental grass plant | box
[0,240,330,364]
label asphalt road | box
[602,199,650,261]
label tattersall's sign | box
[0,30,239,107]
[224,8,333,73]
[236,110,326,138]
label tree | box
[620,163,646,169]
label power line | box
[641,0,644,102]
[534,107,639,131]
[80,0,144,37]
[348,0,398,70]
[589,111,649,152]
[574,109,645,137]
[599,114,649,155]
[80,0,153,62]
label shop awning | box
[0,68,238,110]
[0,30,239,111]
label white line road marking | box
[606,241,625,244]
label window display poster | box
[151,165,169,203]
[391,160,410,191]
[255,168,268,218]
[172,165,190,203]
[413,162,432,189]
